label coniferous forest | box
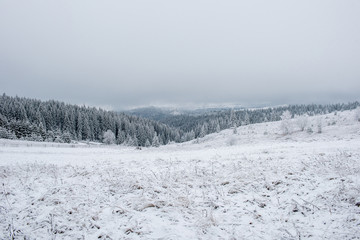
[0,93,359,146]
[0,94,184,146]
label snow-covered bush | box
[62,132,72,143]
[26,133,43,142]
[280,110,292,135]
[296,114,308,131]
[103,130,115,145]
[0,127,11,139]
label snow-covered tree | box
[152,134,160,147]
[145,139,151,147]
[0,127,12,139]
[0,113,8,127]
[215,123,221,133]
[296,114,308,131]
[82,116,91,140]
[45,130,55,142]
[63,112,73,136]
[27,132,43,142]
[280,110,292,135]
[229,109,236,127]
[199,123,208,138]
[103,130,115,144]
[117,131,126,145]
[132,134,139,146]
[317,118,322,133]
[243,112,250,125]
[62,131,72,143]
[124,135,135,146]
[35,109,46,131]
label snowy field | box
[1,110,360,239]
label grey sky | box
[1,0,359,110]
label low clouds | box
[1,0,359,109]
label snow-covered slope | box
[1,110,359,239]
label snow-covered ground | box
[1,110,360,239]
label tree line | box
[144,102,360,138]
[0,93,358,145]
[0,94,185,146]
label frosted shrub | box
[280,111,292,135]
[317,118,322,133]
[306,127,313,134]
[296,114,308,131]
[0,127,14,139]
[103,130,116,145]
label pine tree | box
[0,113,8,128]
[63,112,73,135]
[76,111,83,140]
[229,109,237,128]
[0,127,11,139]
[35,109,46,130]
[243,112,250,125]
[117,131,126,144]
[82,115,91,140]
[152,134,160,147]
[124,135,134,146]
[216,123,221,133]
[62,131,72,143]
[145,139,151,147]
[199,124,208,138]
[280,110,292,135]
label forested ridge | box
[0,93,359,145]
[129,102,360,138]
[0,94,185,146]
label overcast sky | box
[1,0,359,110]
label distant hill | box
[123,102,360,138]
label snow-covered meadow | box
[1,110,360,239]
